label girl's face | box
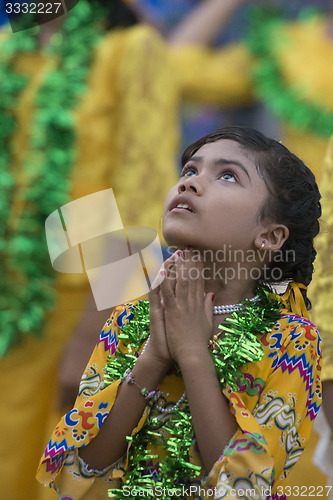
[162,139,270,252]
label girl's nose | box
[178,177,201,194]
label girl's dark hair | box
[182,126,322,310]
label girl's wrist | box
[177,346,212,372]
[122,368,162,403]
[124,353,170,402]
[136,349,172,378]
[171,334,210,366]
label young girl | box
[37,127,322,500]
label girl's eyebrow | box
[190,155,251,182]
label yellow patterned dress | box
[37,298,322,500]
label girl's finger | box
[193,251,205,299]
[150,267,165,290]
[164,250,179,276]
[149,281,165,321]
[165,250,182,294]
[164,249,179,269]
[174,250,189,301]
[149,281,161,309]
[183,248,204,300]
[160,269,176,309]
[151,250,179,291]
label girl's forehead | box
[193,139,257,165]
[190,139,267,189]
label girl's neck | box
[187,248,259,304]
[207,279,257,307]
[209,279,258,332]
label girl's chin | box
[163,230,193,250]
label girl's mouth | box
[171,203,194,213]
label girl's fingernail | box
[211,294,215,301]
[177,250,183,258]
[187,245,193,252]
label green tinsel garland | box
[104,290,282,498]
[0,0,106,355]
[246,6,333,139]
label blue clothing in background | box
[0,1,9,26]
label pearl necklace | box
[213,294,260,315]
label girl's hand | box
[159,249,214,366]
[143,251,179,368]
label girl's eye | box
[219,171,237,183]
[180,165,197,177]
[180,166,238,182]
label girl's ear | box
[255,224,289,252]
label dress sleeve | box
[36,302,147,499]
[205,315,322,498]
[169,42,255,107]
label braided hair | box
[182,126,322,310]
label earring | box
[261,240,266,249]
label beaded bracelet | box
[123,368,161,402]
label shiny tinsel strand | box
[104,300,150,386]
[214,288,282,390]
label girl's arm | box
[78,350,169,470]
[177,347,238,471]
[79,262,175,470]
[160,249,238,472]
